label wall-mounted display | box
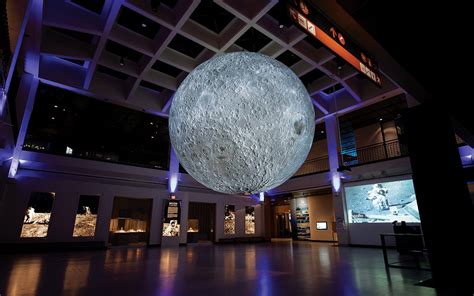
[295,198,310,239]
[73,195,99,237]
[21,192,56,238]
[245,206,255,234]
[224,204,235,234]
[162,200,181,236]
[316,221,328,230]
[345,179,420,223]
[108,197,152,246]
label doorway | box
[272,204,292,238]
[187,202,216,243]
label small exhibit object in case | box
[316,221,328,230]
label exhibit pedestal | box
[161,236,180,247]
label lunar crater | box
[169,52,315,194]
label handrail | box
[293,155,329,177]
[342,139,405,166]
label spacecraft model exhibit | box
[169,52,315,194]
[345,179,421,223]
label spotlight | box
[119,56,125,66]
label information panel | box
[162,200,181,236]
[287,0,382,87]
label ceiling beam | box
[83,0,124,89]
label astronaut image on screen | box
[345,180,421,223]
[162,220,180,236]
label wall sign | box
[287,0,382,87]
[162,200,181,236]
[316,221,328,230]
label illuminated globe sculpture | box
[169,52,315,194]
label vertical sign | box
[162,200,181,236]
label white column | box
[8,73,39,178]
[325,114,349,245]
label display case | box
[108,197,152,246]
[109,218,148,245]
[109,217,147,233]
[187,219,199,233]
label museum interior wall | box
[307,194,335,241]
[0,169,261,246]
[354,121,398,148]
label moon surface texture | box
[169,52,315,194]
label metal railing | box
[293,155,329,177]
[342,139,404,166]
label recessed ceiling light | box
[151,136,154,139]
[321,130,324,134]
[141,22,147,28]
[150,122,153,125]
[54,105,58,108]
[51,117,55,120]
[379,118,383,121]
[279,24,284,29]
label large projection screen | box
[345,179,420,223]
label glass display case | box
[187,219,199,233]
[108,197,152,246]
[109,218,147,233]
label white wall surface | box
[0,168,262,245]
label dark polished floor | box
[0,240,436,296]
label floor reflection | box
[0,241,435,296]
[6,257,42,296]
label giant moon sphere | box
[169,52,315,194]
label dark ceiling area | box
[235,27,272,52]
[167,34,205,58]
[117,6,161,39]
[335,0,474,143]
[71,0,105,14]
[190,0,234,34]
[276,50,302,67]
[339,94,407,129]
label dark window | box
[25,83,170,170]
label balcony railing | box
[343,139,405,166]
[293,156,329,177]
